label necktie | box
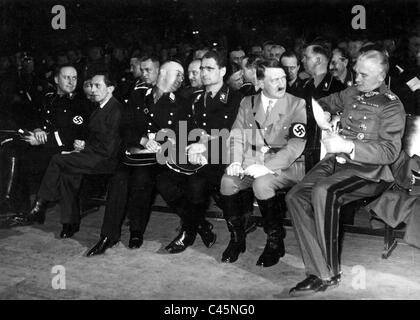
[265,100,274,122]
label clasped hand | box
[185,143,207,165]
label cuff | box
[54,131,63,147]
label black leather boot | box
[221,217,246,263]
[240,188,257,234]
[0,156,20,215]
[220,193,246,263]
[26,198,48,224]
[256,196,286,267]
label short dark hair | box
[332,47,349,61]
[202,50,227,68]
[244,53,264,69]
[280,51,300,65]
[256,59,284,80]
[308,44,331,61]
[54,64,77,78]
[87,68,116,87]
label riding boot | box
[256,196,285,267]
[221,193,246,263]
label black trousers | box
[286,156,391,280]
[38,152,115,224]
[100,164,158,241]
[156,165,225,228]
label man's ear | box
[220,67,226,78]
[258,78,265,90]
[54,76,59,85]
[107,85,115,94]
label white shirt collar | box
[261,92,277,113]
[99,95,112,109]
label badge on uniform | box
[290,123,307,138]
[72,115,83,125]
[169,92,176,102]
[219,89,229,103]
[357,133,365,140]
[384,93,397,100]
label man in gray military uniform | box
[287,50,406,296]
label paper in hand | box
[312,98,332,130]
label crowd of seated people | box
[1,27,420,296]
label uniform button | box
[283,126,287,130]
[147,129,151,132]
[224,115,228,119]
[47,110,50,114]
[203,122,206,126]
[168,120,172,125]
[347,126,351,130]
[150,113,154,117]
[43,126,47,129]
[348,115,352,119]
[149,122,152,125]
[136,107,140,110]
[265,128,268,131]
[64,109,67,112]
[170,112,173,116]
[343,136,346,139]
[203,113,206,117]
[353,105,357,109]
[363,116,367,120]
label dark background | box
[0,0,419,54]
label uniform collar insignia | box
[169,92,176,102]
[146,88,153,96]
[219,87,229,103]
[384,92,397,100]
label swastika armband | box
[289,123,307,139]
[72,115,84,125]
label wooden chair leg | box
[382,224,398,259]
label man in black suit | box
[23,70,122,238]
[86,61,188,256]
[301,44,346,170]
[280,51,305,99]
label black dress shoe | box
[86,236,119,257]
[26,199,48,224]
[289,274,341,296]
[165,230,196,254]
[128,232,143,249]
[60,223,80,238]
[197,220,217,248]
[256,237,285,267]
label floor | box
[1,199,420,300]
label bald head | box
[188,59,202,88]
[157,61,185,93]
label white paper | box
[312,98,332,130]
[406,77,420,92]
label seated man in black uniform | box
[1,65,90,216]
[86,61,188,256]
[23,69,122,238]
[156,50,243,254]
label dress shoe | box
[256,235,285,267]
[128,232,143,249]
[165,230,196,254]
[60,223,80,238]
[289,274,341,296]
[26,199,48,224]
[197,220,217,248]
[86,236,118,257]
